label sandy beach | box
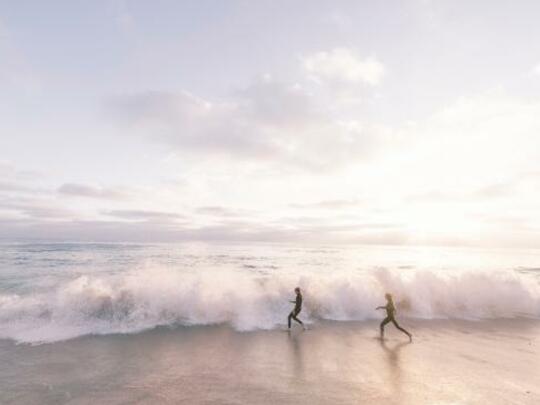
[1,318,538,405]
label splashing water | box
[0,243,538,343]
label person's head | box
[295,287,301,294]
[385,293,392,301]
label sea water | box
[0,242,539,344]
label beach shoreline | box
[1,318,538,405]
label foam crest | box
[0,268,538,343]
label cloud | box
[473,183,513,199]
[407,182,513,203]
[3,216,536,247]
[58,183,129,200]
[109,88,282,159]
[0,219,185,242]
[289,199,361,209]
[302,48,385,86]
[195,206,248,217]
[103,209,184,221]
[0,216,408,245]
[0,197,74,220]
[532,63,540,76]
[274,216,400,231]
[15,205,73,220]
[107,76,383,170]
[235,76,319,128]
[0,161,42,182]
[0,169,45,196]
[0,181,41,194]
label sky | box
[1,0,540,246]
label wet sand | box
[1,319,538,405]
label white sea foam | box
[0,267,538,343]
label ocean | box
[1,242,539,344]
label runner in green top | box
[376,293,412,341]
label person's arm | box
[375,305,386,310]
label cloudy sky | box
[1,0,540,246]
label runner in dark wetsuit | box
[376,293,412,341]
[288,287,305,329]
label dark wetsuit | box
[380,299,411,338]
[288,293,304,328]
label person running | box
[288,287,305,329]
[376,293,412,341]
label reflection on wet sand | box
[288,330,305,378]
[379,338,412,394]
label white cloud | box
[108,76,381,170]
[302,48,385,86]
[8,204,73,220]
[110,88,281,159]
[0,215,407,245]
[196,206,248,217]
[58,183,129,200]
[5,86,540,247]
[103,209,184,221]
[289,199,361,210]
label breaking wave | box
[1,267,539,343]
